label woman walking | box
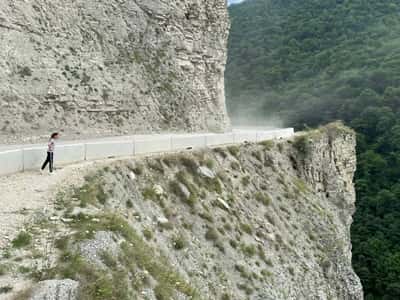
[41,133,59,173]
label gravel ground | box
[0,161,95,249]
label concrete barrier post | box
[23,146,47,171]
[171,135,207,150]
[233,132,258,144]
[134,136,173,155]
[0,149,24,175]
[85,141,135,161]
[56,144,86,165]
[206,133,235,146]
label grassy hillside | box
[0,128,361,299]
[226,0,400,299]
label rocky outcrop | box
[290,123,362,299]
[0,124,363,299]
[0,0,230,144]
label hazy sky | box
[228,0,245,5]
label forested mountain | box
[226,0,400,299]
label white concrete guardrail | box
[0,128,294,176]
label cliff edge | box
[0,0,230,144]
[0,123,363,299]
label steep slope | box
[0,0,230,144]
[0,123,363,299]
[226,1,400,298]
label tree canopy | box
[227,0,400,298]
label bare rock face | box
[291,123,363,299]
[0,0,230,143]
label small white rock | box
[129,171,136,181]
[198,166,216,179]
[157,217,169,224]
[153,184,164,195]
[217,197,230,210]
[61,218,73,223]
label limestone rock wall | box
[0,0,230,144]
[290,123,362,299]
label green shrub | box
[255,192,272,206]
[261,269,272,277]
[259,140,274,150]
[213,148,227,158]
[199,211,214,223]
[205,159,215,169]
[172,234,188,250]
[240,243,257,257]
[241,175,251,186]
[0,286,12,294]
[221,293,231,300]
[55,238,68,251]
[252,151,263,161]
[293,135,310,157]
[147,159,164,173]
[240,223,253,235]
[230,161,241,171]
[100,251,117,268]
[229,239,238,249]
[132,164,144,175]
[126,200,133,208]
[227,146,240,158]
[293,178,309,194]
[205,228,219,241]
[18,66,32,77]
[12,232,32,248]
[142,187,158,201]
[142,228,154,241]
[0,264,9,276]
[74,175,108,207]
[180,156,198,175]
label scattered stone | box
[79,231,119,269]
[61,218,73,223]
[129,171,136,181]
[255,236,263,243]
[198,166,216,179]
[153,184,164,195]
[217,198,230,210]
[70,207,100,217]
[30,279,79,300]
[157,217,169,225]
[178,183,191,199]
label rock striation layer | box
[0,0,230,143]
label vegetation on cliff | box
[227,1,400,298]
[0,129,362,299]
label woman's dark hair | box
[51,132,59,139]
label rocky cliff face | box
[0,0,230,144]
[0,124,363,299]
